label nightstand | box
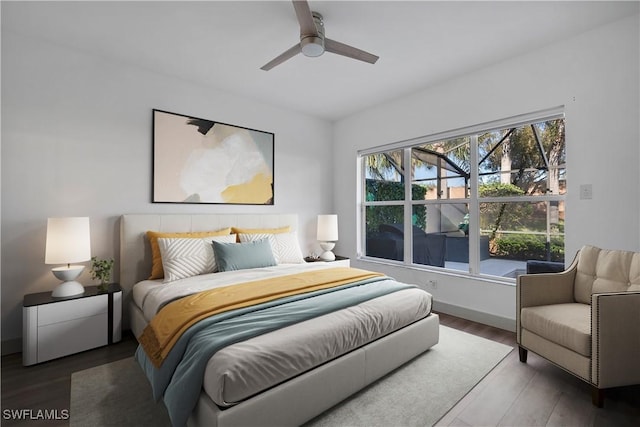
[23,284,122,366]
[305,255,350,267]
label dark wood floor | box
[2,313,638,426]
[435,316,640,427]
[1,331,138,427]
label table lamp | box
[45,217,91,297]
[317,214,338,261]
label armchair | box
[517,245,640,407]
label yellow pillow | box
[230,226,291,242]
[146,228,231,279]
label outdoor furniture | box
[438,233,491,263]
[366,224,446,267]
[366,230,403,262]
[517,245,640,406]
[526,260,564,274]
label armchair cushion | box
[574,245,640,304]
[521,303,591,357]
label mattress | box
[204,287,431,407]
[133,263,433,409]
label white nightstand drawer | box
[38,313,108,361]
[37,294,108,326]
[23,285,122,365]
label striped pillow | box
[146,228,231,279]
[158,234,237,282]
[238,231,305,264]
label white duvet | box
[133,263,338,321]
[132,264,433,407]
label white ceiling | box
[4,1,639,121]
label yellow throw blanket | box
[139,267,383,367]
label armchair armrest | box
[517,256,578,345]
[591,291,640,388]
[517,259,577,309]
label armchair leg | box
[518,346,528,363]
[591,387,604,408]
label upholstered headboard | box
[119,213,298,294]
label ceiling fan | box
[261,0,379,71]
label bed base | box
[129,300,148,339]
[187,313,440,427]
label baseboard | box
[433,300,516,332]
[2,337,22,356]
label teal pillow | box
[212,238,277,272]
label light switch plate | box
[580,184,593,200]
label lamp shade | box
[45,217,91,264]
[317,214,338,241]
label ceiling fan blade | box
[260,43,302,71]
[325,38,379,64]
[292,0,318,36]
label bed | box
[120,213,440,427]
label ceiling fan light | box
[261,2,377,70]
[301,36,325,57]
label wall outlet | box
[427,279,438,289]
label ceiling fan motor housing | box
[300,12,325,57]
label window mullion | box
[469,134,480,275]
[404,147,413,265]
[359,156,365,259]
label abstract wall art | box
[152,109,274,205]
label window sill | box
[356,255,517,287]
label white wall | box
[2,9,638,350]
[1,31,334,349]
[333,14,640,330]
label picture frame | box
[152,109,274,205]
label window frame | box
[358,107,566,282]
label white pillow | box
[238,231,305,264]
[158,234,237,282]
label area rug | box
[70,325,512,427]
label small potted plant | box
[90,256,114,291]
[458,213,469,236]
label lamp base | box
[319,241,336,261]
[51,265,85,297]
[52,265,84,281]
[52,280,85,298]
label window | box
[360,111,565,281]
